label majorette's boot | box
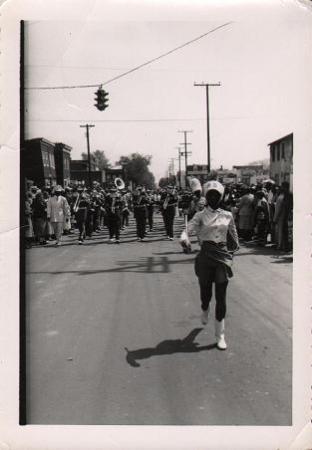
[215,319,227,350]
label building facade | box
[268,133,293,189]
[232,165,268,185]
[23,138,57,187]
[70,159,103,186]
[103,166,124,186]
[187,164,209,184]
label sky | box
[23,1,311,182]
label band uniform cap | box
[54,185,63,192]
[203,180,224,197]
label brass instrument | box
[114,177,125,190]
[163,194,170,210]
[73,193,80,213]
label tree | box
[81,150,111,170]
[116,153,155,189]
[158,175,176,188]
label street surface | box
[25,214,292,425]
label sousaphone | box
[114,177,125,190]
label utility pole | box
[194,82,220,175]
[79,124,95,188]
[175,146,182,188]
[178,130,193,187]
[169,157,179,184]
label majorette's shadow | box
[125,328,217,368]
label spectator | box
[253,189,270,246]
[237,187,255,240]
[25,193,34,248]
[32,190,48,245]
[273,181,293,251]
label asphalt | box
[25,213,292,425]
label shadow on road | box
[270,255,293,264]
[28,255,195,276]
[125,328,216,367]
[236,243,293,263]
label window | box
[49,152,55,168]
[271,146,275,162]
[281,143,285,159]
[277,144,280,161]
[42,150,49,167]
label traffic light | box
[94,88,109,111]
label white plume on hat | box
[202,180,224,197]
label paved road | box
[25,214,292,425]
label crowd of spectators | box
[221,180,293,251]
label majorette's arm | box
[186,211,202,236]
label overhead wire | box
[25,22,233,90]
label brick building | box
[23,138,57,188]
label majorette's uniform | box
[181,180,239,350]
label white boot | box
[215,319,227,350]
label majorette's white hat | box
[202,180,225,197]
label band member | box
[180,181,239,350]
[188,190,205,221]
[63,187,74,234]
[146,189,155,232]
[105,186,122,243]
[74,192,90,244]
[133,186,148,241]
[85,192,96,238]
[160,185,178,240]
[46,185,70,246]
[120,189,130,230]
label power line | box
[25,115,255,123]
[25,22,233,90]
[26,118,206,123]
